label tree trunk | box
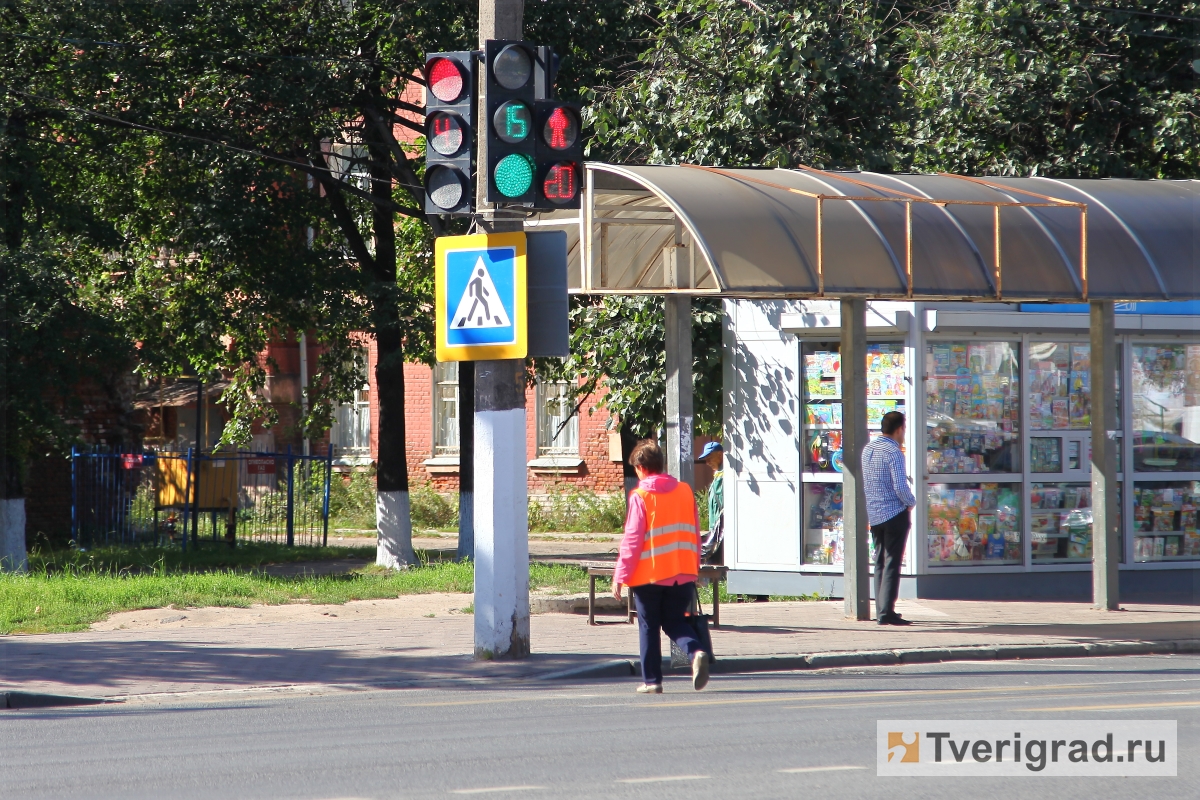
[368,122,416,569]
[1,113,27,573]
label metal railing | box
[71,446,334,550]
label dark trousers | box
[631,582,702,685]
[871,509,910,620]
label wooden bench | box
[584,564,729,627]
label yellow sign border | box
[435,232,527,362]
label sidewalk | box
[4,596,1200,701]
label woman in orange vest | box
[612,440,710,693]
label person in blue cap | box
[696,441,724,564]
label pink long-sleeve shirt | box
[613,473,700,587]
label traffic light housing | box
[534,100,583,209]
[484,40,542,205]
[424,51,474,216]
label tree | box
[5,0,643,566]
[901,1,1200,178]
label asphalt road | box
[4,655,1198,799]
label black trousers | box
[631,582,702,685]
[870,509,910,620]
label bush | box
[529,485,626,533]
[410,484,458,530]
[327,469,378,530]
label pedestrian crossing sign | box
[435,232,527,361]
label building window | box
[536,380,579,456]
[331,363,370,456]
[434,361,459,456]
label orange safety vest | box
[626,482,700,587]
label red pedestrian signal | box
[427,57,466,103]
[542,162,578,205]
[534,101,583,210]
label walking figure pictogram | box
[450,256,511,330]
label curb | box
[541,639,1200,681]
[3,692,117,710]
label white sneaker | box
[691,651,710,691]
[636,683,662,694]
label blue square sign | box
[435,233,527,362]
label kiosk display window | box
[927,482,1022,565]
[802,483,843,566]
[1029,482,1123,562]
[1133,481,1200,561]
[925,341,1021,474]
[1131,344,1200,472]
[1028,342,1092,430]
[802,342,907,474]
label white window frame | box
[536,380,579,457]
[433,361,460,457]
[331,362,371,458]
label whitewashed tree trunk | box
[1,497,27,573]
[376,489,416,569]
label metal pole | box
[286,444,295,547]
[70,446,78,547]
[1090,300,1120,610]
[323,443,333,547]
[182,448,193,553]
[457,362,475,561]
[665,295,695,487]
[190,448,202,549]
[472,0,530,661]
[840,298,871,620]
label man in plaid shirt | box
[862,411,916,625]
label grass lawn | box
[2,544,602,635]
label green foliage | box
[529,485,627,533]
[327,469,379,531]
[587,0,907,169]
[902,1,1200,178]
[409,484,459,530]
[30,542,373,575]
[538,295,723,438]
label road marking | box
[780,686,1200,712]
[1021,699,1200,712]
[616,775,709,784]
[451,787,544,795]
[778,766,866,774]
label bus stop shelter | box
[531,163,1200,616]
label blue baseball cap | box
[696,441,723,461]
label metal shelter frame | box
[527,163,1200,617]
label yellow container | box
[155,454,238,510]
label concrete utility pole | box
[840,299,871,620]
[1090,300,1121,610]
[472,0,530,659]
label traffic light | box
[484,40,540,205]
[424,52,474,215]
[534,100,583,209]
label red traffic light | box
[542,162,578,205]
[542,106,579,151]
[427,57,465,103]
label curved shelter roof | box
[530,164,1200,301]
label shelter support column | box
[840,299,871,620]
[665,296,695,487]
[1090,300,1120,610]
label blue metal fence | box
[71,446,334,550]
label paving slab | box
[4,596,1199,700]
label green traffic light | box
[494,154,534,198]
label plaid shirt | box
[862,435,916,526]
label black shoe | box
[878,614,912,626]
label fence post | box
[286,445,295,547]
[323,443,333,548]
[70,446,79,547]
[182,448,194,553]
